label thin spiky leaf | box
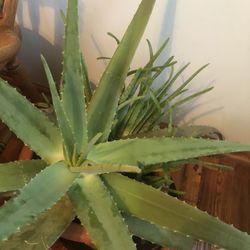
[117,96,145,111]
[81,53,92,103]
[129,65,175,134]
[121,97,147,137]
[0,79,63,163]
[114,60,173,138]
[62,0,88,152]
[146,37,170,67]
[126,125,224,140]
[147,159,223,175]
[70,161,140,174]
[127,39,172,78]
[166,159,233,171]
[103,173,250,250]
[166,64,209,103]
[111,70,146,139]
[171,87,213,109]
[119,69,143,104]
[150,56,176,81]
[107,32,120,45]
[87,137,250,166]
[0,197,74,250]
[87,0,156,141]
[0,161,78,241]
[125,214,194,250]
[119,65,174,136]
[114,55,175,138]
[156,63,190,100]
[0,160,47,193]
[41,56,75,161]
[68,175,136,250]
[154,63,175,96]
[97,56,112,61]
[60,10,66,24]
[146,39,154,62]
[149,89,162,113]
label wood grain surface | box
[172,153,250,249]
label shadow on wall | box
[156,0,177,84]
[16,0,177,86]
[172,69,219,127]
[155,1,219,126]
[17,28,62,84]
[16,0,67,84]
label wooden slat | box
[198,154,250,233]
[171,153,250,250]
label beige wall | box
[16,0,250,143]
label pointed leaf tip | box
[62,0,88,153]
[88,0,156,141]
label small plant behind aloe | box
[110,39,210,139]
[103,34,225,192]
[0,1,250,250]
[99,32,217,142]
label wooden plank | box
[194,153,250,249]
[171,164,202,206]
[198,154,250,233]
[171,153,250,250]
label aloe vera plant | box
[1,1,250,249]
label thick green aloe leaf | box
[103,174,250,250]
[0,196,74,250]
[41,56,75,161]
[87,0,156,141]
[0,79,63,163]
[61,0,88,152]
[124,214,194,250]
[87,137,250,166]
[68,175,136,250]
[0,160,47,193]
[0,161,78,241]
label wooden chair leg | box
[0,0,18,28]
